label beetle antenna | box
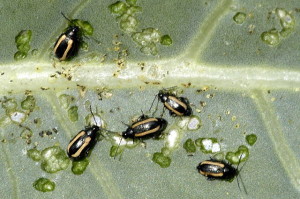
[114,137,122,160]
[209,155,215,160]
[236,153,248,174]
[89,105,98,126]
[160,106,166,118]
[155,95,160,116]
[149,94,158,114]
[121,121,130,127]
[83,35,101,45]
[60,12,72,22]
[236,154,248,194]
[237,173,248,195]
[141,109,144,116]
[238,158,247,173]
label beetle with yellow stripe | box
[67,106,101,160]
[122,114,167,139]
[197,159,237,180]
[54,26,81,61]
[197,157,248,194]
[158,89,192,117]
[53,13,82,61]
[67,125,99,160]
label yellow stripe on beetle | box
[199,170,224,177]
[164,102,183,116]
[67,131,85,153]
[168,96,188,110]
[132,118,158,129]
[60,39,73,61]
[200,160,225,168]
[135,125,160,137]
[53,35,66,54]
[71,137,91,158]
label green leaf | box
[0,0,300,198]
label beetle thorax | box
[158,93,168,102]
[67,26,80,37]
[122,129,133,139]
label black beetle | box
[122,115,167,139]
[197,159,237,180]
[67,125,99,160]
[67,106,101,160]
[197,158,247,194]
[53,26,81,61]
[53,13,82,61]
[154,89,192,117]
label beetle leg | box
[207,177,215,181]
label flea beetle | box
[122,115,167,139]
[53,26,81,61]
[67,106,100,160]
[113,115,167,159]
[53,13,82,61]
[157,89,192,117]
[197,158,247,194]
[197,159,237,180]
[67,125,99,160]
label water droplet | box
[212,143,221,153]
[261,29,280,46]
[276,8,295,29]
[165,129,180,149]
[202,139,213,151]
[10,111,26,123]
[261,8,295,46]
[160,35,172,46]
[280,28,293,38]
[177,117,190,129]
[132,28,161,55]
[14,51,27,61]
[187,117,201,130]
[233,12,247,24]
